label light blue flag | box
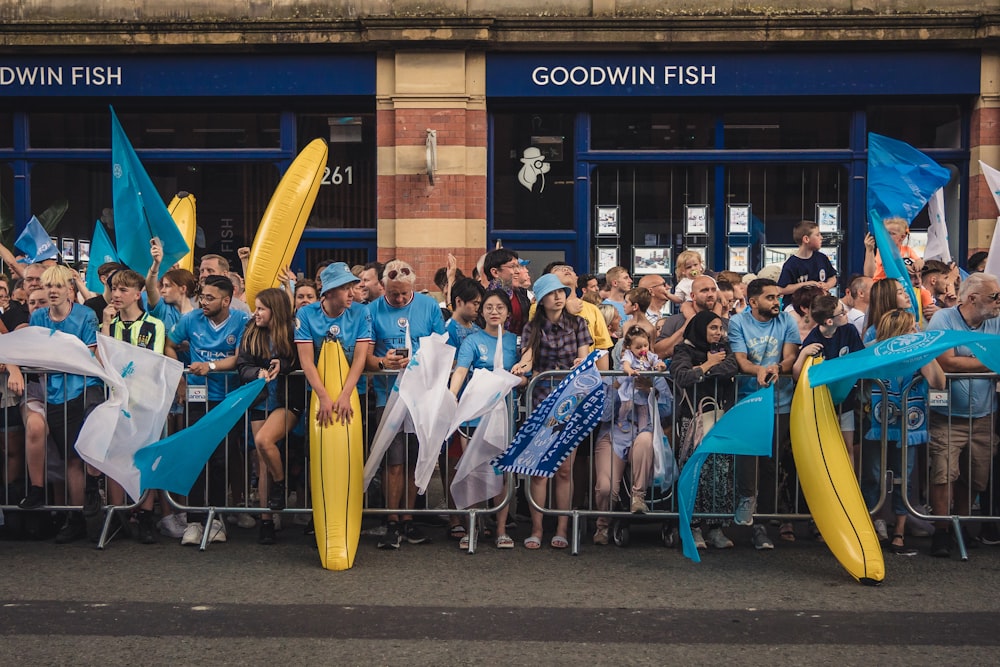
[867,133,951,318]
[492,351,607,477]
[110,106,189,278]
[808,330,1000,404]
[678,384,774,563]
[84,220,120,294]
[14,216,58,263]
[133,379,265,496]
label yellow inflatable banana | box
[310,340,364,570]
[244,138,328,307]
[166,191,197,273]
[791,356,885,585]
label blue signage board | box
[0,54,375,97]
[487,52,981,97]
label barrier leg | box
[952,516,968,561]
[466,509,477,555]
[200,509,216,552]
[570,511,580,556]
[95,507,116,550]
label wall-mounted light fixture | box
[425,129,437,186]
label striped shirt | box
[110,311,166,354]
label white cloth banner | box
[924,188,952,263]
[977,161,1000,279]
[0,327,182,499]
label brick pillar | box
[376,51,486,293]
[969,51,1000,258]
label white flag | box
[977,161,1000,278]
[924,188,952,263]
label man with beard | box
[653,275,719,359]
[728,278,801,550]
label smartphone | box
[393,348,410,358]
[763,371,777,384]
[709,343,725,354]
[268,359,280,373]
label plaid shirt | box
[522,313,593,407]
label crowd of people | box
[1,215,999,561]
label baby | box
[618,326,667,428]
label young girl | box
[864,217,920,282]
[146,241,198,330]
[671,250,705,305]
[861,309,945,556]
[863,278,913,344]
[449,290,524,549]
[512,273,593,550]
[617,326,666,429]
[237,287,304,545]
[293,279,318,311]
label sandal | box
[779,522,796,542]
[523,535,542,550]
[459,535,470,550]
[448,524,467,540]
[890,533,917,556]
[550,535,569,549]
[495,533,514,549]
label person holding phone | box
[237,288,304,545]
[727,278,801,550]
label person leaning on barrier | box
[727,278,801,550]
[530,261,613,371]
[12,265,104,543]
[365,259,446,550]
[165,273,251,546]
[926,272,1000,557]
[654,275,720,360]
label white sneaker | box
[208,519,227,543]
[158,513,188,539]
[181,522,204,546]
[272,513,282,531]
[692,526,707,550]
[234,513,256,529]
[874,518,889,541]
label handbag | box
[677,392,723,466]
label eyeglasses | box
[483,305,507,313]
[833,308,847,317]
[978,292,1000,302]
[199,294,219,302]
[385,267,412,281]
[501,261,520,271]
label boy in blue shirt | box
[778,220,838,298]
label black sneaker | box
[403,521,429,545]
[378,521,402,549]
[259,520,276,545]
[979,523,1000,546]
[930,530,952,558]
[55,515,87,544]
[18,485,45,510]
[82,484,102,518]
[268,481,286,511]
[136,511,157,545]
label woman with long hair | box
[864,278,913,343]
[237,287,304,544]
[512,274,593,550]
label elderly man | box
[653,275,719,359]
[638,274,672,324]
[926,272,1000,557]
[366,259,446,550]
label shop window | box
[0,113,11,147]
[722,111,850,149]
[1,163,15,263]
[725,163,848,273]
[492,113,575,231]
[591,112,714,150]
[29,111,281,149]
[30,161,278,269]
[867,105,962,149]
[297,114,376,229]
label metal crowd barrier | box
[2,367,998,560]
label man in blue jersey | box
[166,274,250,546]
[15,265,104,543]
[366,259,446,549]
[728,278,801,549]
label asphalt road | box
[2,515,998,665]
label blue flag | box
[133,379,265,495]
[14,216,58,263]
[678,385,774,563]
[808,330,1000,404]
[492,351,606,477]
[867,133,951,317]
[110,106,189,278]
[84,220,120,294]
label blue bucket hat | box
[320,262,359,294]
[533,273,572,303]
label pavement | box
[2,514,999,665]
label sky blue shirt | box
[926,306,1000,418]
[168,309,250,401]
[454,329,519,426]
[294,301,373,394]
[446,317,481,351]
[728,311,800,413]
[30,304,102,404]
[368,293,446,406]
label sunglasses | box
[386,267,412,281]
[980,292,1000,302]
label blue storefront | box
[0,54,377,273]
[486,51,981,279]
